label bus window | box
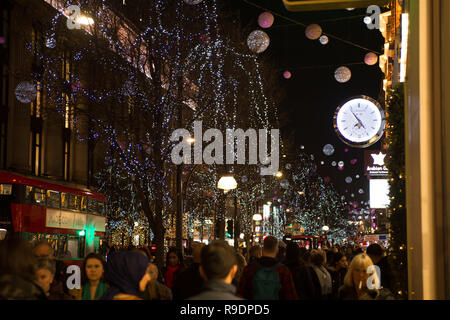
[87,198,97,214]
[80,196,87,212]
[97,201,105,216]
[47,190,60,209]
[68,194,80,211]
[0,184,12,195]
[61,192,69,209]
[34,188,46,205]
[25,186,34,204]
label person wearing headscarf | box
[101,251,151,300]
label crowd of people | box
[0,234,395,300]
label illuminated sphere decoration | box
[258,12,274,29]
[359,188,365,194]
[364,52,378,66]
[15,81,37,103]
[45,36,56,49]
[305,24,322,40]
[334,66,352,83]
[280,179,290,189]
[319,35,329,45]
[283,71,292,79]
[323,144,334,156]
[345,176,352,184]
[183,0,203,4]
[331,161,337,167]
[338,161,344,167]
[241,175,248,183]
[247,30,270,54]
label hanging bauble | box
[283,71,292,79]
[305,24,322,40]
[331,161,337,167]
[285,163,292,170]
[45,36,56,49]
[364,52,378,65]
[358,188,365,194]
[280,179,289,189]
[356,174,360,179]
[241,176,248,183]
[15,81,37,103]
[300,145,305,149]
[183,0,203,4]
[258,12,274,28]
[247,30,270,53]
[323,144,334,156]
[338,161,344,167]
[334,66,351,83]
[345,176,352,184]
[350,159,358,165]
[319,35,329,45]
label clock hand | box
[351,110,366,129]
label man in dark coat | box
[366,243,394,292]
[188,241,242,300]
[172,242,205,300]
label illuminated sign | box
[365,150,388,177]
[369,179,390,208]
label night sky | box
[232,0,386,205]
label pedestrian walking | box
[162,247,185,289]
[309,249,333,300]
[188,241,243,300]
[237,236,298,300]
[172,242,204,300]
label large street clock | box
[333,95,385,148]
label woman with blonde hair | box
[338,253,394,300]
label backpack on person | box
[253,262,282,300]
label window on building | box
[61,192,69,209]
[33,188,46,205]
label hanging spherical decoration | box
[341,196,346,201]
[338,161,344,167]
[183,0,203,4]
[323,144,335,156]
[345,176,353,184]
[280,179,289,189]
[241,176,248,183]
[15,81,37,103]
[300,145,305,149]
[331,161,337,167]
[283,71,292,79]
[334,66,352,83]
[358,188,365,194]
[45,36,56,49]
[351,193,355,197]
[338,166,344,171]
[320,161,324,165]
[355,174,360,179]
[285,163,292,170]
[258,12,274,28]
[247,30,270,53]
[319,35,329,45]
[350,158,358,165]
[364,52,378,66]
[305,24,322,40]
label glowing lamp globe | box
[258,12,274,28]
[334,66,351,83]
[319,35,329,45]
[322,226,329,231]
[364,52,378,66]
[305,24,322,40]
[283,71,292,79]
[247,30,270,53]
[217,175,237,191]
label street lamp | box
[322,225,329,231]
[275,171,283,178]
[217,175,237,192]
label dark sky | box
[232,0,386,205]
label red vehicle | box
[0,171,107,265]
[283,234,328,249]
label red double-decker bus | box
[0,171,107,264]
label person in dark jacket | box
[189,240,243,300]
[33,240,70,297]
[101,250,151,300]
[0,237,47,300]
[238,236,298,300]
[327,252,348,299]
[366,243,394,292]
[338,253,394,300]
[172,241,205,300]
[309,249,333,300]
[142,263,172,300]
[284,242,316,300]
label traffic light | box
[226,220,234,238]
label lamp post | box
[217,174,238,246]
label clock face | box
[333,96,385,148]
